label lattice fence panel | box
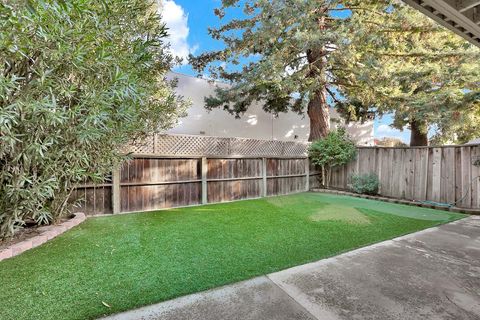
[123,135,155,154]
[283,141,310,156]
[230,138,283,156]
[125,134,309,157]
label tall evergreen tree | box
[337,1,480,146]
[189,0,364,141]
[190,0,479,145]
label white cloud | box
[161,0,197,63]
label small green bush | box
[308,128,357,187]
[350,173,379,195]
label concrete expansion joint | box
[265,276,322,320]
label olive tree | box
[0,0,187,238]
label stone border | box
[311,189,480,215]
[0,212,86,262]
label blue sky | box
[162,0,412,143]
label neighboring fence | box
[72,134,318,215]
[327,145,480,209]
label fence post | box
[376,148,382,195]
[262,157,267,197]
[305,157,310,191]
[112,166,121,214]
[201,157,208,204]
[424,148,430,201]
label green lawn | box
[0,192,464,320]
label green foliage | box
[191,0,479,144]
[375,137,408,147]
[0,0,187,238]
[309,128,356,187]
[189,0,363,115]
[340,2,480,144]
[189,0,382,140]
[431,100,480,145]
[0,193,461,320]
[350,173,379,195]
[308,129,357,168]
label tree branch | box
[326,87,340,103]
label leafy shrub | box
[350,173,379,195]
[0,1,188,238]
[308,128,357,187]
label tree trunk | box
[306,12,330,142]
[306,37,329,141]
[410,119,429,146]
[307,86,330,141]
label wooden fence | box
[328,145,480,209]
[71,134,319,215]
[71,134,480,214]
[72,156,322,215]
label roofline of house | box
[403,0,480,47]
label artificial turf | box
[0,192,464,320]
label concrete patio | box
[102,216,480,320]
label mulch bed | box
[0,214,77,251]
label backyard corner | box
[2,0,480,320]
[0,192,465,320]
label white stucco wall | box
[166,72,374,146]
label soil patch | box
[0,215,75,250]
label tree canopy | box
[190,0,366,140]
[0,0,187,238]
[338,1,480,145]
[190,0,479,145]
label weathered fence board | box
[328,145,480,209]
[472,146,480,208]
[71,185,113,215]
[74,155,309,215]
[207,158,263,203]
[116,158,202,213]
